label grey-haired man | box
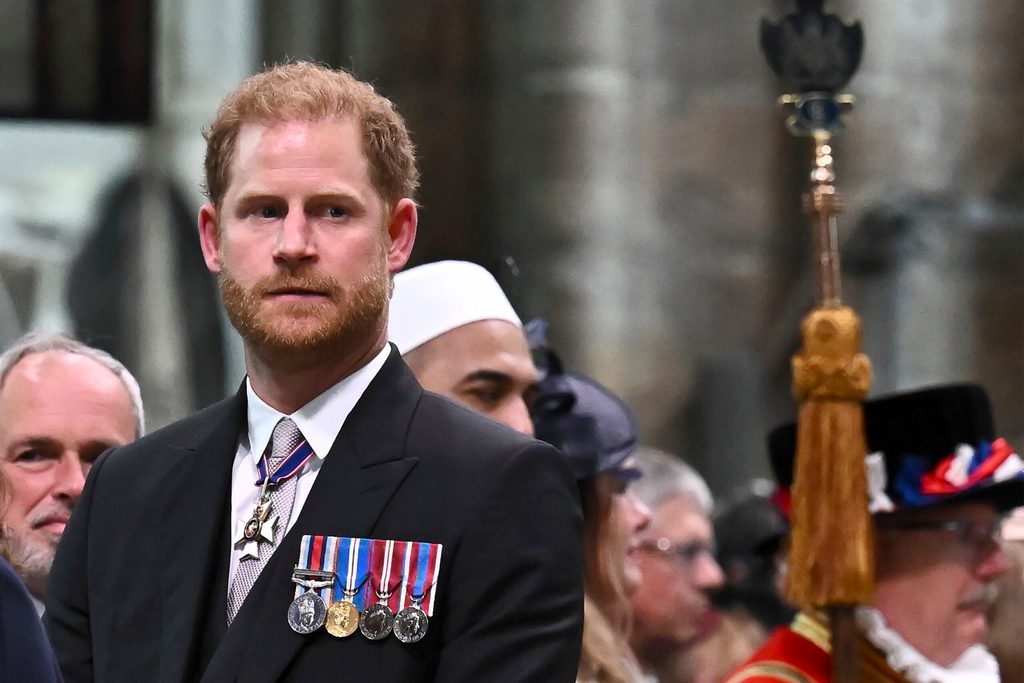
[0,332,143,609]
[629,448,726,681]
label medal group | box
[287,535,442,644]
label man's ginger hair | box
[202,61,419,209]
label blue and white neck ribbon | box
[255,439,316,487]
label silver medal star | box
[233,501,278,562]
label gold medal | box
[325,598,360,638]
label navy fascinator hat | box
[529,341,639,483]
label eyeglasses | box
[876,517,1004,557]
[637,537,716,567]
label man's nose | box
[694,551,726,591]
[501,398,535,437]
[52,453,88,502]
[273,211,318,265]
[976,542,1012,580]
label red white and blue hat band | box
[772,437,1023,518]
[887,437,1023,510]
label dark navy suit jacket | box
[45,349,584,682]
[1,556,61,682]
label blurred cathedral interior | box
[0,0,1020,496]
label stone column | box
[139,0,258,423]
[485,2,784,487]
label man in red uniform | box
[727,384,1023,683]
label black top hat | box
[768,384,1023,514]
[530,354,639,482]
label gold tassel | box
[786,306,875,607]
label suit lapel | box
[203,350,423,683]
[157,390,246,683]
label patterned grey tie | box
[227,417,304,624]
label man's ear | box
[198,203,223,274]
[385,198,417,274]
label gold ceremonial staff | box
[760,3,872,682]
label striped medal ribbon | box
[325,537,369,638]
[394,541,443,644]
[286,535,338,634]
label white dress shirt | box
[226,345,390,592]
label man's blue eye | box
[259,207,279,218]
[326,207,346,218]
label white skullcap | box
[388,260,522,354]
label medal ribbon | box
[368,539,405,609]
[425,543,442,616]
[333,537,371,611]
[379,539,395,600]
[398,541,443,616]
[294,536,442,615]
[362,539,377,608]
[320,536,339,603]
[386,541,408,612]
[294,535,336,600]
[255,439,316,487]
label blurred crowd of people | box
[0,62,1021,683]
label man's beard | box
[219,257,390,366]
[2,524,58,599]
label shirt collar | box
[245,345,391,463]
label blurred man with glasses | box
[629,447,725,681]
[727,384,1023,683]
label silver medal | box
[359,602,395,641]
[287,591,327,634]
[393,605,429,643]
[233,479,277,562]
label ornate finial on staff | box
[760,3,872,682]
[762,0,862,307]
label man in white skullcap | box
[389,260,537,435]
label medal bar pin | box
[292,567,335,581]
[293,577,334,590]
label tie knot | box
[269,417,304,466]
